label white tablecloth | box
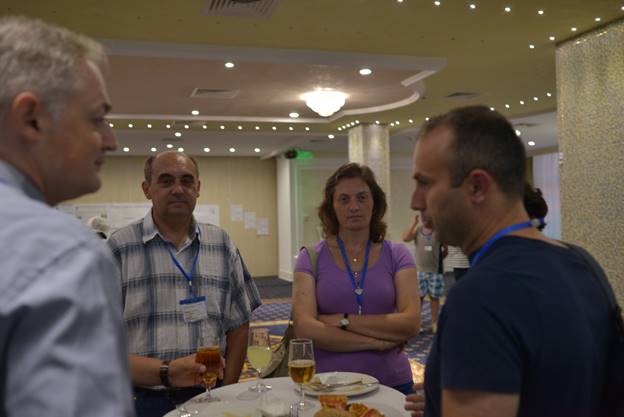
[164,376,409,417]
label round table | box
[164,376,410,417]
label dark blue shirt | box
[424,237,610,417]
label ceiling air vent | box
[203,0,280,18]
[191,88,240,99]
[444,92,481,100]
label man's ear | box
[465,169,492,204]
[141,181,151,200]
[10,92,50,143]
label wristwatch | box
[339,313,350,330]
[159,360,172,387]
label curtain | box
[532,152,562,239]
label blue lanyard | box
[470,218,545,266]
[337,236,371,315]
[167,244,200,297]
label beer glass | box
[193,336,221,403]
[288,338,315,411]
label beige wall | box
[556,19,624,305]
[71,156,278,277]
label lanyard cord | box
[336,236,371,314]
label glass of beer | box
[288,338,315,411]
[194,336,221,403]
[247,327,272,393]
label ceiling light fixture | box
[177,147,184,152]
[533,96,539,101]
[305,127,310,131]
[237,125,243,130]
[434,0,441,5]
[288,126,294,131]
[359,68,372,76]
[255,126,260,130]
[254,148,261,153]
[166,124,171,129]
[150,147,157,152]
[529,44,535,49]
[191,110,199,115]
[504,6,511,12]
[123,147,130,152]
[549,36,556,41]
[229,147,236,153]
[537,9,544,15]
[395,121,400,125]
[595,17,602,22]
[203,125,208,130]
[515,129,522,136]
[184,124,189,129]
[338,127,342,131]
[505,104,511,109]
[220,125,225,130]
[147,124,152,129]
[328,134,335,139]
[203,147,211,153]
[409,119,414,123]
[469,4,477,9]
[571,27,577,32]
[425,117,430,121]
[390,122,395,126]
[128,123,134,128]
[375,120,380,124]
[289,112,300,118]
[174,132,182,137]
[520,100,525,105]
[166,144,173,149]
[546,92,552,97]
[109,123,114,128]
[272,126,277,131]
[528,141,536,147]
[301,88,348,117]
[224,62,235,68]
[490,107,495,111]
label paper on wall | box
[195,204,220,226]
[257,218,269,236]
[244,212,256,230]
[230,204,243,222]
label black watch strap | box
[340,313,349,330]
[159,360,172,387]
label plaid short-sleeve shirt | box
[108,211,262,360]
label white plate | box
[311,401,406,417]
[300,371,380,397]
[163,401,261,417]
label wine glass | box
[288,338,315,411]
[193,336,221,403]
[247,327,273,393]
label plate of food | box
[301,372,379,397]
[164,401,261,417]
[312,395,405,417]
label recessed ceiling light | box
[490,107,495,111]
[533,96,539,101]
[621,6,624,11]
[469,4,477,10]
[546,92,552,97]
[166,144,173,149]
[528,141,536,147]
[237,125,243,130]
[537,9,544,15]
[128,123,133,128]
[150,147,157,152]
[504,6,511,12]
[122,147,130,152]
[254,148,261,153]
[571,27,577,32]
[375,120,380,124]
[595,17,602,22]
[355,120,360,124]
[272,126,277,131]
[184,124,189,129]
[177,147,184,152]
[191,110,199,116]
[220,125,225,130]
[505,104,511,109]
[328,134,335,139]
[434,0,441,5]
[147,124,152,129]
[515,129,522,136]
[397,0,404,3]
[395,121,400,125]
[109,122,114,128]
[359,68,372,76]
[305,126,310,131]
[229,147,236,153]
[203,147,211,153]
[224,62,235,68]
[174,132,182,137]
[549,36,556,41]
[202,125,207,129]
[289,112,300,118]
[425,117,430,121]
[255,126,260,130]
[409,119,414,123]
[166,124,171,129]
[289,126,294,131]
[338,127,342,131]
[529,44,535,49]
[390,122,395,126]
[520,100,525,105]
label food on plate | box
[314,396,385,417]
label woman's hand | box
[405,382,426,417]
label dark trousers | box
[454,267,469,281]
[133,386,204,417]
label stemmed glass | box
[247,327,273,393]
[192,336,221,403]
[288,338,315,412]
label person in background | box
[293,162,420,395]
[407,105,610,417]
[523,182,548,231]
[402,214,446,333]
[0,16,134,417]
[443,246,469,283]
[107,151,261,417]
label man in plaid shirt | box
[108,151,261,417]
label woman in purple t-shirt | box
[292,163,420,395]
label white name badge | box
[424,245,433,252]
[180,296,208,323]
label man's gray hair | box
[0,16,107,122]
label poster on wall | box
[230,204,243,222]
[195,204,220,226]
[107,203,151,230]
[74,204,109,223]
[257,218,269,236]
[244,212,256,230]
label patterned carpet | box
[244,299,434,383]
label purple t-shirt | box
[294,239,416,387]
